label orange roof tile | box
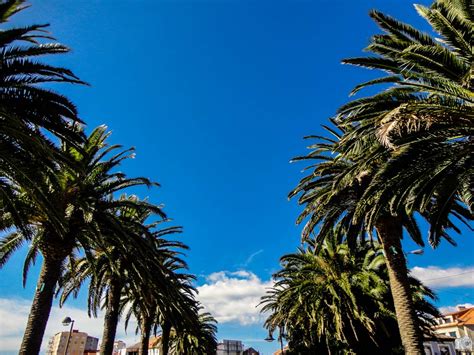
[457,307,474,325]
[149,335,162,348]
[439,307,474,326]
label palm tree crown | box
[261,234,439,354]
[0,126,165,353]
[336,0,473,236]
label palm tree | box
[310,2,473,351]
[288,123,462,353]
[260,234,439,354]
[336,0,473,239]
[124,278,199,355]
[170,309,218,355]
[0,0,85,232]
[0,0,83,139]
[59,197,183,355]
[158,282,203,355]
[122,234,199,355]
[0,126,162,354]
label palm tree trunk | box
[139,316,152,355]
[19,257,63,355]
[161,321,171,355]
[100,277,122,355]
[375,216,423,355]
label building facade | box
[46,330,98,355]
[117,336,164,355]
[433,306,474,339]
[216,339,244,355]
[113,340,127,355]
[243,347,259,355]
[423,335,456,355]
[424,306,474,355]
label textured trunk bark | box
[161,321,171,355]
[19,257,63,355]
[376,216,423,355]
[139,316,152,355]
[100,277,122,355]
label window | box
[449,331,456,337]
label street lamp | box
[264,327,285,353]
[277,326,286,353]
[62,316,75,355]
[408,249,424,255]
[264,331,275,342]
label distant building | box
[273,346,288,355]
[427,306,474,354]
[117,336,163,355]
[113,340,127,355]
[423,334,456,355]
[46,329,98,355]
[216,340,244,355]
[433,306,474,339]
[243,347,260,355]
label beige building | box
[427,306,474,354]
[46,329,98,355]
[433,306,474,339]
[118,336,166,355]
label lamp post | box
[277,326,285,353]
[62,316,75,355]
[265,327,285,353]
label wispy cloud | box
[197,270,273,325]
[239,249,264,268]
[411,265,474,288]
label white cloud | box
[197,271,273,325]
[439,303,474,314]
[0,298,139,354]
[411,265,474,288]
[0,270,274,353]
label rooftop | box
[434,306,474,329]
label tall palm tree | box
[309,2,473,351]
[0,126,162,354]
[0,0,85,232]
[0,0,83,140]
[336,0,473,240]
[122,235,199,355]
[59,197,182,355]
[124,278,199,355]
[158,275,200,355]
[170,309,218,355]
[289,123,463,353]
[260,234,439,354]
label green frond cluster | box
[292,0,472,255]
[288,0,472,353]
[0,2,216,354]
[260,235,439,353]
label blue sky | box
[0,0,473,354]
